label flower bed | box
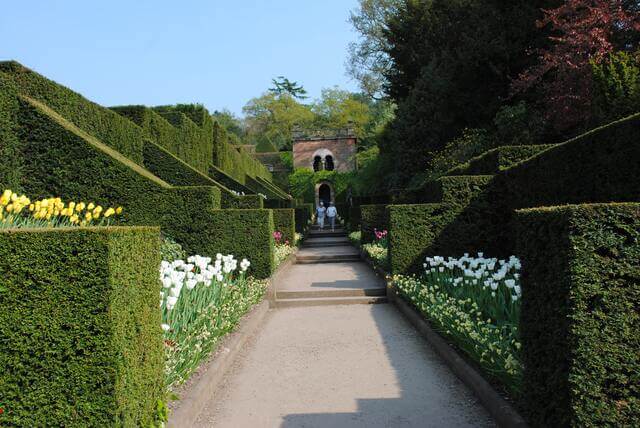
[273,230,297,268]
[393,253,523,395]
[159,254,266,389]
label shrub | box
[0,226,164,426]
[0,78,21,191]
[294,203,313,233]
[360,204,388,244]
[272,208,295,244]
[516,203,640,426]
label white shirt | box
[316,206,326,217]
[327,206,337,217]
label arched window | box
[325,155,334,171]
[313,156,322,172]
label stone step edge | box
[276,288,387,299]
[275,295,388,308]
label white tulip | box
[161,324,170,332]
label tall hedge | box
[5,95,274,278]
[516,203,640,426]
[389,113,640,273]
[0,78,21,190]
[360,204,389,244]
[272,208,296,244]
[207,209,275,279]
[421,175,493,204]
[0,61,145,163]
[0,226,164,426]
[445,144,555,176]
[294,203,313,233]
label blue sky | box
[1,0,360,115]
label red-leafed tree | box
[512,0,640,133]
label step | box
[277,288,386,299]
[275,295,388,308]
[296,254,362,264]
[307,230,347,238]
[303,237,350,248]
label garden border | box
[386,285,528,428]
[167,252,296,426]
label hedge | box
[360,204,388,244]
[0,60,145,163]
[0,61,278,194]
[516,203,640,426]
[445,144,556,176]
[6,95,274,278]
[0,77,21,191]
[206,209,275,279]
[272,208,296,244]
[388,113,640,273]
[142,141,262,209]
[421,175,493,204]
[294,203,313,233]
[388,175,491,274]
[112,105,213,174]
[0,226,164,426]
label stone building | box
[292,128,357,207]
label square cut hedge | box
[420,175,493,204]
[0,226,164,427]
[360,204,388,244]
[272,208,296,244]
[445,145,555,176]
[207,209,275,279]
[516,203,639,427]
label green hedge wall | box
[0,61,145,164]
[445,145,556,176]
[7,95,274,279]
[516,203,640,426]
[360,204,388,244]
[207,209,275,279]
[388,113,640,274]
[294,203,313,233]
[421,175,493,204]
[142,141,262,209]
[0,226,164,426]
[272,208,296,244]
[0,78,21,190]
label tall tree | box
[347,0,402,98]
[512,0,640,133]
[269,76,308,100]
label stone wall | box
[293,137,357,172]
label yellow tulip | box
[29,204,35,211]
[10,193,17,202]
[68,202,76,211]
[104,207,115,218]
[41,199,49,208]
[115,206,123,215]
[85,212,92,221]
[5,204,13,213]
[70,214,79,224]
[87,202,95,210]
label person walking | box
[326,202,337,231]
[316,201,326,229]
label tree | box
[212,109,245,143]
[347,0,402,98]
[243,92,315,150]
[379,0,554,188]
[269,76,308,100]
[512,0,640,133]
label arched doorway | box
[315,180,334,208]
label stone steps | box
[307,230,347,238]
[277,287,386,299]
[303,237,350,248]
[274,295,388,308]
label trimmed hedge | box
[207,209,275,279]
[389,113,640,273]
[142,141,262,209]
[294,203,313,233]
[0,77,21,190]
[445,145,555,176]
[272,208,296,244]
[0,226,164,426]
[0,60,145,163]
[421,175,493,204]
[516,203,640,426]
[6,95,274,278]
[360,204,388,244]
